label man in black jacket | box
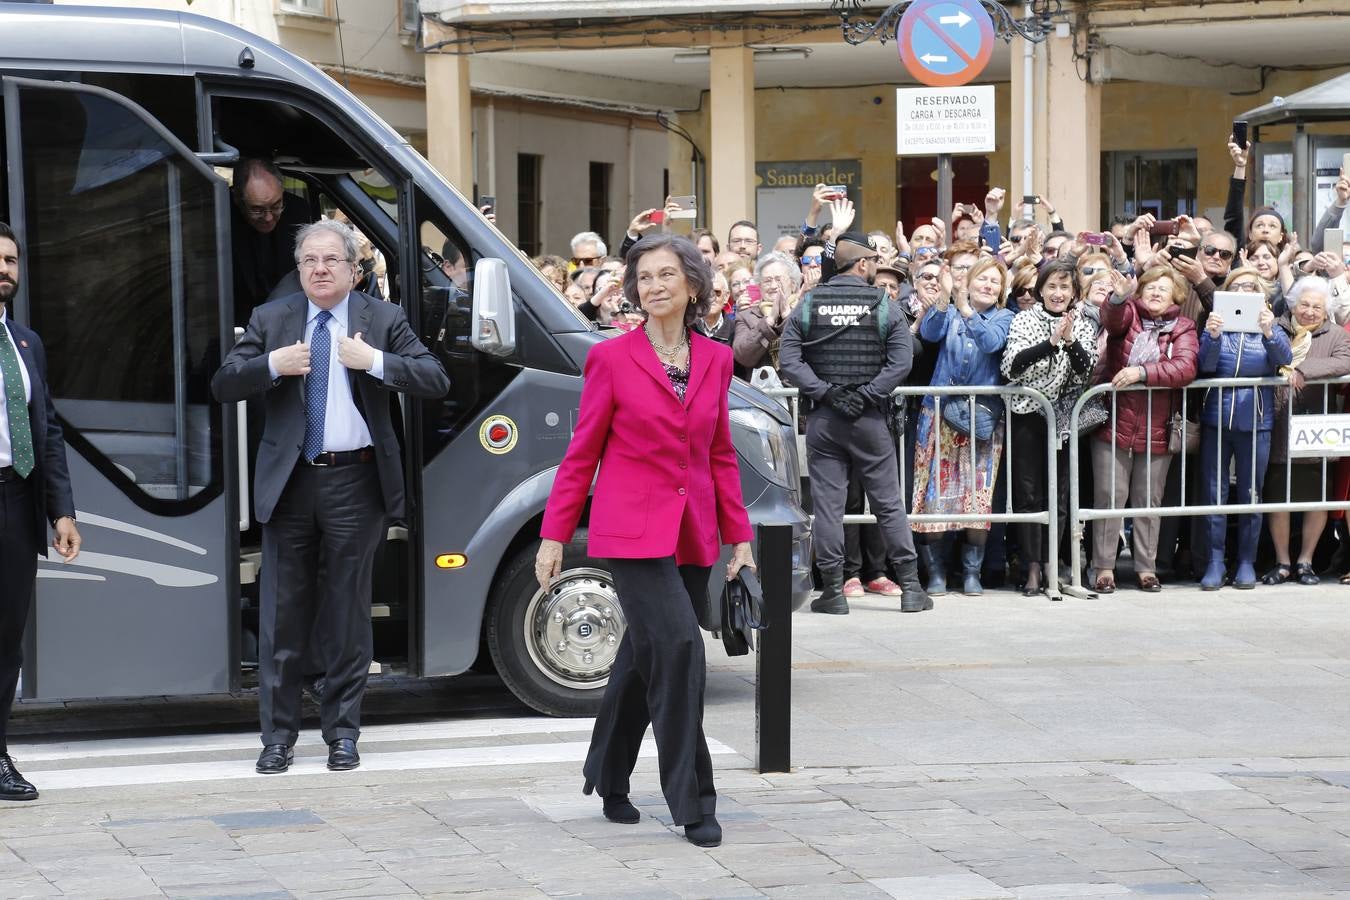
[213,220,448,775]
[0,223,81,801]
[778,233,930,616]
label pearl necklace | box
[645,325,688,361]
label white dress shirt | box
[0,311,33,469]
[270,295,385,453]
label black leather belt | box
[305,448,375,467]
[0,466,20,482]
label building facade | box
[62,0,1350,257]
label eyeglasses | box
[801,255,822,266]
[915,272,940,282]
[951,264,973,273]
[713,288,728,297]
[243,200,285,220]
[1229,281,1262,293]
[573,256,602,267]
[1014,286,1035,298]
[1202,246,1235,261]
[1080,266,1105,277]
[298,255,350,270]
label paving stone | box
[869,873,1014,899]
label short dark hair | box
[623,234,713,327]
[0,222,18,255]
[1110,215,1134,228]
[728,219,758,241]
[690,228,720,254]
[1034,260,1081,304]
[440,240,464,267]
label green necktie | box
[0,323,34,478]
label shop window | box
[518,153,542,257]
[1104,151,1197,222]
[589,161,612,249]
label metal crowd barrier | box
[761,384,1065,597]
[1067,374,1350,593]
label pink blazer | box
[541,328,754,566]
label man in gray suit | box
[212,220,449,774]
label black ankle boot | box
[811,566,849,614]
[684,815,722,847]
[602,794,640,824]
[895,557,933,612]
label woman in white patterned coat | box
[1000,260,1100,595]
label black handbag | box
[720,568,765,657]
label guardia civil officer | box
[778,233,931,615]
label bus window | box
[415,192,517,461]
[15,87,222,506]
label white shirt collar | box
[307,294,350,327]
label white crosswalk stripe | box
[9,717,739,792]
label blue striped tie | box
[302,310,332,462]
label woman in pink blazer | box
[537,235,756,848]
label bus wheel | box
[487,534,625,717]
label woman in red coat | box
[1091,266,1199,592]
[535,234,755,848]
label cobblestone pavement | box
[4,583,1350,899]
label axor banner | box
[1288,413,1350,457]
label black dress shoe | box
[0,754,38,801]
[684,814,722,847]
[255,744,294,774]
[327,738,360,771]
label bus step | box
[240,552,262,585]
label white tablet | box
[1213,291,1264,333]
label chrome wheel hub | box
[524,567,625,690]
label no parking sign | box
[898,0,995,88]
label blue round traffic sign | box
[898,0,995,88]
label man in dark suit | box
[212,220,448,774]
[230,158,311,326]
[0,223,81,801]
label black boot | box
[894,557,933,613]
[914,542,947,595]
[960,542,985,596]
[810,566,849,615]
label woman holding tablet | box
[1196,273,1292,590]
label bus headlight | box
[729,406,792,487]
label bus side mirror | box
[470,257,515,357]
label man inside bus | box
[231,157,311,326]
[0,223,81,801]
[211,219,448,775]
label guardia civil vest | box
[799,283,889,386]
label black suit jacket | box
[4,317,75,545]
[210,291,449,524]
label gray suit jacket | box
[211,291,449,523]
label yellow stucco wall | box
[669,67,1350,236]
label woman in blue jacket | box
[910,257,1016,595]
[1197,295,1293,590]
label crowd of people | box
[533,136,1350,602]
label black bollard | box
[755,523,792,774]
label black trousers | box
[259,461,384,746]
[807,406,917,573]
[1010,412,1070,569]
[0,476,40,754]
[584,558,715,826]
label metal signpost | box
[895,0,997,243]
